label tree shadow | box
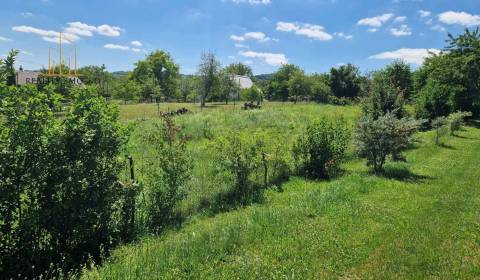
[467,119,480,129]
[438,143,456,150]
[373,165,434,183]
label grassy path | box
[80,125,480,279]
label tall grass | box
[121,102,359,217]
[80,123,480,279]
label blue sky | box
[0,0,479,74]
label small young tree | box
[139,116,192,232]
[447,111,472,135]
[0,49,19,86]
[197,52,221,107]
[432,116,448,145]
[293,118,350,179]
[362,70,406,120]
[356,113,422,172]
[213,131,264,204]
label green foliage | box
[113,75,141,104]
[240,85,263,103]
[384,60,413,100]
[0,84,128,278]
[356,113,422,172]
[293,118,350,179]
[310,73,332,103]
[415,28,480,117]
[267,64,302,101]
[288,70,311,104]
[138,116,192,233]
[329,63,362,98]
[432,116,448,145]
[0,49,19,86]
[197,52,221,107]
[213,131,265,206]
[76,65,115,98]
[224,63,253,78]
[180,75,198,103]
[415,78,457,119]
[447,111,472,136]
[362,69,406,120]
[132,50,180,101]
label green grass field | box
[79,103,480,279]
[120,102,360,216]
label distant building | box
[15,69,84,86]
[232,75,253,89]
[16,70,41,85]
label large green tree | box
[415,28,480,118]
[131,50,180,102]
[384,60,413,100]
[224,63,253,78]
[329,63,362,98]
[267,64,302,101]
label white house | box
[232,75,253,89]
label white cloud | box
[13,22,124,44]
[230,35,245,42]
[0,36,12,41]
[390,24,412,36]
[228,0,271,5]
[20,12,33,17]
[12,25,79,44]
[438,11,480,27]
[104,44,130,51]
[235,43,249,48]
[394,16,407,23]
[244,60,253,65]
[276,21,333,41]
[97,24,122,36]
[228,55,236,59]
[131,48,147,53]
[131,40,143,47]
[418,10,431,18]
[230,32,271,42]
[370,48,441,65]
[334,32,353,40]
[368,28,379,33]
[357,13,394,27]
[431,25,446,32]
[20,50,33,56]
[65,22,96,37]
[239,50,287,66]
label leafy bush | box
[328,95,352,106]
[213,131,265,206]
[447,111,472,135]
[0,85,128,279]
[293,118,350,179]
[138,116,192,233]
[432,116,448,145]
[356,113,422,172]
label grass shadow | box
[467,119,480,129]
[374,164,434,183]
[438,143,456,150]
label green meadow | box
[78,103,480,279]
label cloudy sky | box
[0,0,479,74]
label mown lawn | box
[79,104,480,279]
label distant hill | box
[111,71,130,78]
[254,73,274,82]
